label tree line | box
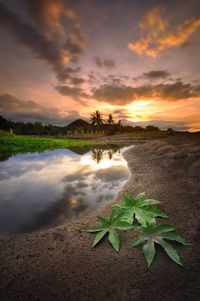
[0,115,67,136]
[0,112,164,136]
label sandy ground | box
[0,133,200,301]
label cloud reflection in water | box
[0,146,131,233]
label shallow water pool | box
[0,145,132,234]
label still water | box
[0,146,131,234]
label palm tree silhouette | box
[90,110,104,126]
[107,113,114,124]
[91,149,104,163]
[107,150,114,160]
[118,120,122,127]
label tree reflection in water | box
[91,146,121,163]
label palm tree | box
[118,120,122,127]
[90,110,104,126]
[91,149,104,164]
[107,113,114,124]
[107,149,114,160]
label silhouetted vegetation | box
[0,114,178,137]
[90,110,104,125]
[0,115,68,136]
[107,113,114,124]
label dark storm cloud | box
[0,2,85,81]
[0,93,80,125]
[93,80,200,105]
[142,70,170,80]
[94,57,115,68]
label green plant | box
[87,192,188,267]
[113,192,167,226]
[86,211,133,251]
[131,221,187,267]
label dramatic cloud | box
[0,93,80,125]
[0,1,85,81]
[25,0,76,31]
[94,57,115,68]
[142,70,170,80]
[128,6,167,56]
[55,85,89,99]
[128,5,200,57]
[93,80,200,105]
[56,66,85,85]
[93,85,135,105]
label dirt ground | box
[0,133,200,301]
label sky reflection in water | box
[0,146,131,234]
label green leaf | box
[139,199,160,206]
[155,224,175,233]
[109,210,119,223]
[96,216,109,226]
[87,209,131,251]
[158,239,183,266]
[144,206,168,218]
[143,241,155,267]
[124,193,135,206]
[108,229,120,252]
[137,192,145,200]
[134,208,155,226]
[131,222,187,267]
[159,232,188,245]
[118,210,134,224]
[114,193,167,226]
[92,229,108,247]
[131,236,146,247]
[114,221,134,230]
[86,226,105,232]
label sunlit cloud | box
[128,6,200,57]
[93,80,200,105]
[0,1,85,81]
[0,0,199,132]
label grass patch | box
[0,132,104,158]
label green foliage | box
[113,192,167,225]
[0,129,15,136]
[87,211,133,251]
[87,192,188,267]
[131,221,188,267]
[0,134,104,157]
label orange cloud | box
[158,17,200,48]
[139,6,167,38]
[64,8,76,20]
[26,0,76,29]
[128,6,200,57]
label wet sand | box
[0,133,200,301]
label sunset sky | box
[0,0,200,131]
